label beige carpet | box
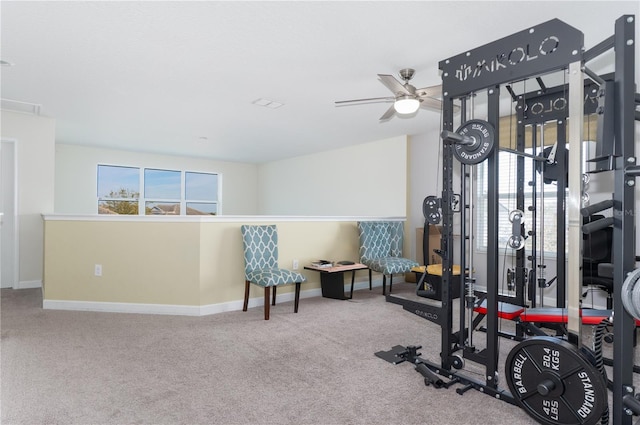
[1,285,606,424]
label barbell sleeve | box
[623,394,640,416]
[580,199,614,217]
[440,130,474,146]
[582,216,615,234]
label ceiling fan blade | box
[379,104,396,122]
[419,97,445,110]
[335,96,395,106]
[415,84,442,98]
[415,84,461,112]
[378,74,411,96]
[419,97,462,112]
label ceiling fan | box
[335,68,447,122]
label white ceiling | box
[1,1,638,163]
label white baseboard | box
[43,281,379,317]
[16,280,42,289]
[41,276,393,317]
[43,299,202,316]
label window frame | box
[97,164,221,216]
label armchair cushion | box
[363,257,418,275]
[246,268,306,287]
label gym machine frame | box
[377,15,637,425]
[512,75,602,311]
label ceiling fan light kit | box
[335,68,446,122]
[393,96,420,114]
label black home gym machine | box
[376,15,638,425]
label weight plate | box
[622,268,640,320]
[452,119,495,165]
[632,275,640,322]
[505,336,607,425]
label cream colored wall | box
[44,220,201,305]
[54,144,259,215]
[257,136,408,216]
[197,220,361,305]
[1,110,55,286]
[44,217,367,308]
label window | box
[97,165,140,215]
[144,169,181,215]
[185,172,218,215]
[475,148,563,255]
[475,141,593,255]
[97,165,219,215]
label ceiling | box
[1,1,638,164]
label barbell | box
[441,119,496,165]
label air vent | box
[252,98,284,109]
[1,98,42,115]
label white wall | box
[258,136,408,216]
[54,144,260,215]
[408,129,441,262]
[1,110,56,287]
[408,117,463,264]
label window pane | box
[186,202,217,215]
[98,200,138,215]
[185,172,217,201]
[97,165,139,199]
[144,169,180,200]
[145,202,180,215]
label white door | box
[1,139,18,289]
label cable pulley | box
[508,209,526,250]
[509,209,525,223]
[441,119,495,165]
[423,195,442,225]
[508,235,526,250]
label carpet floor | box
[0,285,629,424]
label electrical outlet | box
[94,264,102,277]
[292,259,299,270]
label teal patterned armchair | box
[241,225,306,320]
[357,221,418,295]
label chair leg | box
[382,274,387,295]
[243,280,250,312]
[389,274,393,294]
[294,282,301,313]
[272,286,277,306]
[368,269,372,290]
[264,287,271,320]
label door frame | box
[1,138,19,289]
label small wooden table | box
[304,263,368,300]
